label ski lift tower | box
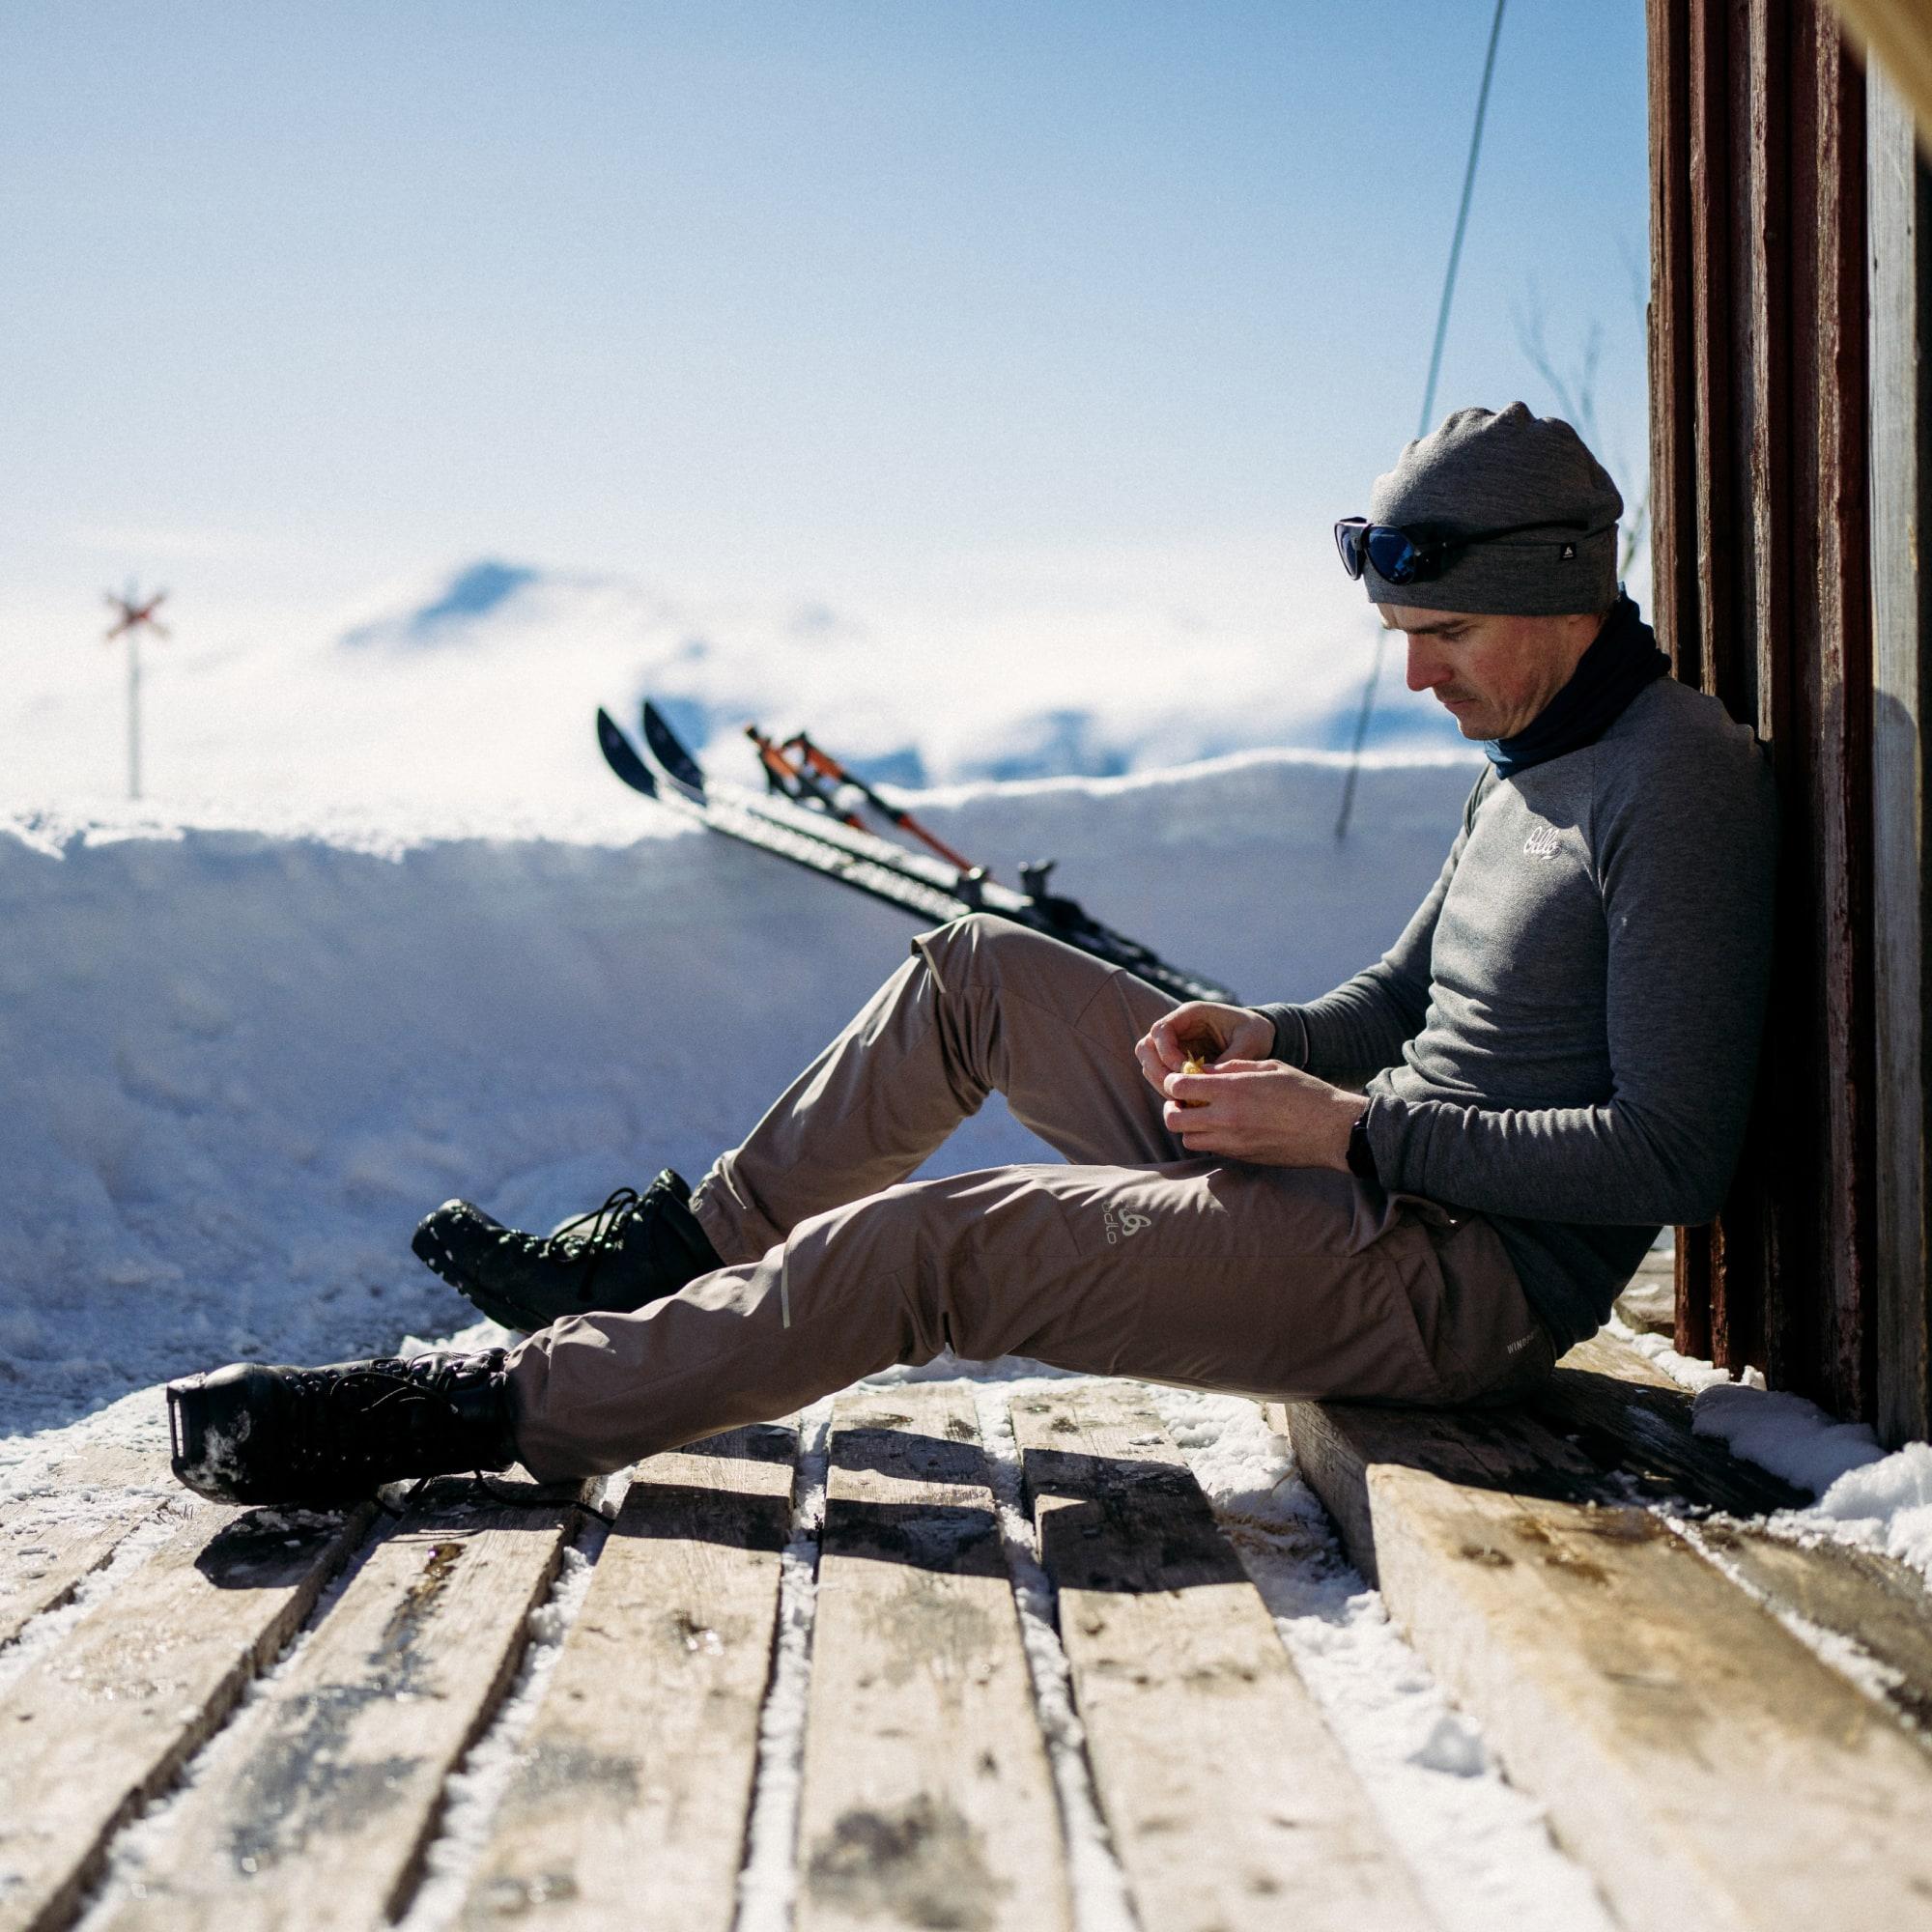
[103,584,168,801]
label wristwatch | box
[1345,1110,1379,1184]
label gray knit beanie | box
[1358,402,1623,615]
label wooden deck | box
[1,1342,1929,1932]
[1276,1335,1932,1932]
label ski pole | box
[782,732,980,874]
[744,725,867,829]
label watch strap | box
[1346,1111,1379,1183]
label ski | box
[642,704,972,895]
[605,703,1236,1005]
[599,708,968,925]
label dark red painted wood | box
[1651,0,1875,1411]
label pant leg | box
[506,1158,1549,1480]
[690,913,1186,1263]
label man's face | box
[1379,604,1604,740]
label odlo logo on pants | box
[1104,1201,1151,1244]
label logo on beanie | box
[1104,1202,1151,1244]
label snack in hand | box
[1178,1051,1213,1108]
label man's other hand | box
[1134,1002,1276,1091]
[1158,1059,1368,1170]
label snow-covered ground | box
[0,749,1478,1440]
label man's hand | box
[1134,1002,1277,1092]
[1159,1058,1368,1170]
[1136,1003,1367,1168]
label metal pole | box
[128,629,141,801]
[1417,0,1508,447]
[1335,0,1507,841]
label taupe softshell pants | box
[505,914,1555,1479]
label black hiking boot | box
[166,1348,516,1506]
[410,1168,723,1332]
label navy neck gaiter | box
[1484,593,1671,779]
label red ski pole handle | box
[785,734,979,875]
[746,727,866,829]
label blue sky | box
[0,1,1650,678]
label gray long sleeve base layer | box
[1258,675,1778,1351]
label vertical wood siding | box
[1650,0,1878,1422]
[1867,69,1932,1447]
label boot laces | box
[274,1356,607,1525]
[548,1185,647,1252]
[283,1357,469,1478]
[545,1185,652,1304]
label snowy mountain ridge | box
[0,554,1465,813]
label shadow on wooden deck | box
[3,1333,1929,1932]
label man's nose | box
[1406,639,1450,692]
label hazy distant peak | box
[341,558,541,647]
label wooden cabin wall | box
[1648,0,1879,1421]
[1867,68,1932,1447]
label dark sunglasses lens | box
[1333,521,1366,579]
[1365,526,1420,584]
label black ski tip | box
[640,700,709,795]
[597,708,658,797]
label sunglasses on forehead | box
[1332,515,1601,586]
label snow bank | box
[0,751,1478,1441]
[1691,1384,1888,1494]
[1692,1381,1932,1586]
[1604,1312,1739,1394]
[1801,1443,1932,1581]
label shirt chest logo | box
[1104,1202,1151,1243]
[1522,825,1561,860]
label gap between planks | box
[87,1474,591,1932]
[0,1442,180,1651]
[795,1385,1070,1932]
[0,1492,374,1932]
[1010,1382,1433,1932]
[455,1423,799,1931]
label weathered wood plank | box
[1613,1273,1675,1337]
[1615,1242,1677,1339]
[0,1442,172,1648]
[1292,1331,1932,1747]
[0,1496,373,1932]
[1797,8,1873,1421]
[1285,1393,1932,1932]
[1869,59,1932,1450]
[1648,0,1698,687]
[1281,1394,1605,1587]
[796,1384,1068,1932]
[1549,1333,1932,1746]
[1531,1332,1811,1516]
[1682,0,1741,1367]
[459,1425,798,1930]
[1691,1517,1932,1746]
[1374,1463,1932,1930]
[1012,1384,1431,1932]
[95,1476,584,1932]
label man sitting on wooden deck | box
[166,404,1780,1507]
